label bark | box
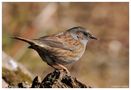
[19,70,91,88]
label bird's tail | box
[12,36,34,45]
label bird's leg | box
[56,64,70,75]
[47,63,57,70]
[49,63,70,75]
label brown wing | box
[34,35,73,51]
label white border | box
[129,1,130,89]
[0,1,2,89]
[1,0,130,2]
[1,0,130,90]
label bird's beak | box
[89,35,97,40]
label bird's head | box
[68,26,97,45]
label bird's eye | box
[77,35,79,38]
[83,32,88,36]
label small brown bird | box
[13,26,97,74]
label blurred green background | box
[2,2,129,87]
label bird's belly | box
[50,47,85,65]
[35,45,85,65]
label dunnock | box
[13,26,97,73]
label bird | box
[12,26,97,74]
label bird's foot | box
[50,63,70,75]
[62,68,70,75]
[54,68,70,76]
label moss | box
[2,67,32,86]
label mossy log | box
[18,70,91,88]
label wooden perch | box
[18,70,91,88]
